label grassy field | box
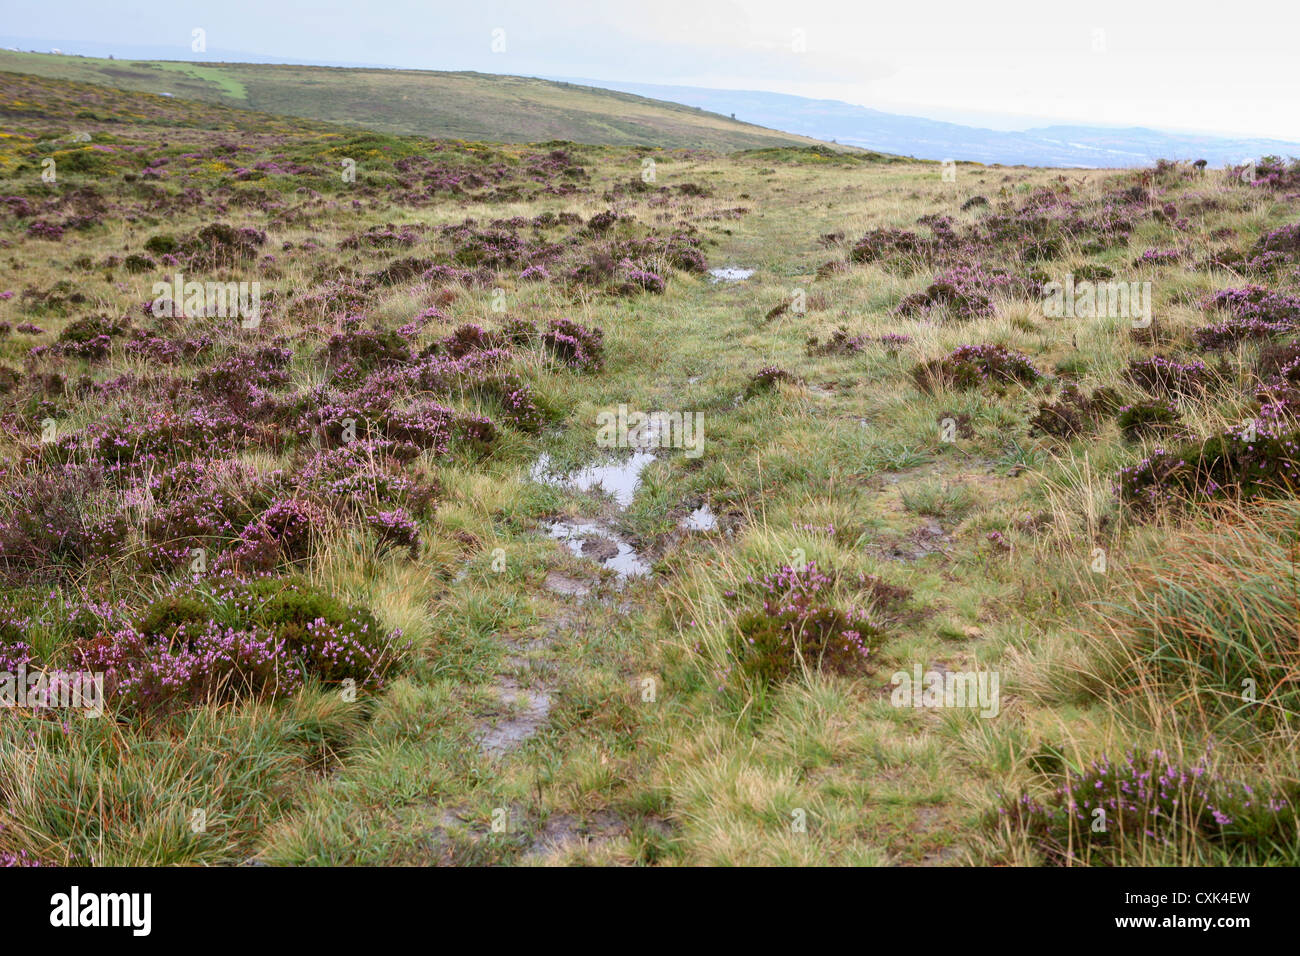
[2,71,1299,866]
[0,51,841,151]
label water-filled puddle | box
[530,451,655,509]
[680,503,717,531]
[708,267,755,283]
[548,520,650,579]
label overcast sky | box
[7,0,1299,139]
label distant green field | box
[0,51,835,151]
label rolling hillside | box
[567,79,1300,168]
[0,51,835,151]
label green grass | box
[1,71,1298,867]
[0,51,844,151]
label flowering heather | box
[1029,384,1118,439]
[0,849,45,867]
[849,227,939,268]
[1243,156,1300,192]
[420,263,484,286]
[441,323,502,357]
[441,222,531,269]
[26,220,65,240]
[403,347,544,430]
[366,508,421,555]
[1117,400,1300,511]
[1134,248,1181,266]
[291,279,370,319]
[744,365,796,397]
[79,620,302,713]
[1125,354,1213,397]
[895,264,1036,319]
[177,223,267,269]
[55,404,256,474]
[995,750,1295,865]
[292,440,438,519]
[0,608,33,670]
[1,196,36,219]
[619,267,666,295]
[224,497,323,571]
[542,318,604,371]
[911,344,1042,393]
[74,578,404,715]
[397,306,447,338]
[1250,221,1300,259]
[339,223,423,250]
[322,321,410,371]
[52,313,129,360]
[1194,286,1300,349]
[727,561,886,688]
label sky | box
[5,0,1299,139]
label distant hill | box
[0,51,839,152]
[559,80,1300,168]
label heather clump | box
[1116,399,1184,441]
[339,223,423,250]
[74,578,404,715]
[322,319,411,372]
[895,264,1037,320]
[727,562,886,689]
[291,440,438,519]
[744,365,796,397]
[52,313,129,360]
[1029,383,1118,439]
[1194,286,1300,350]
[1244,156,1300,192]
[53,405,256,475]
[1117,400,1300,511]
[805,326,865,356]
[178,223,267,270]
[995,750,1296,865]
[1134,247,1181,266]
[440,322,502,357]
[911,344,1042,393]
[542,318,603,371]
[848,227,937,269]
[1125,354,1213,397]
